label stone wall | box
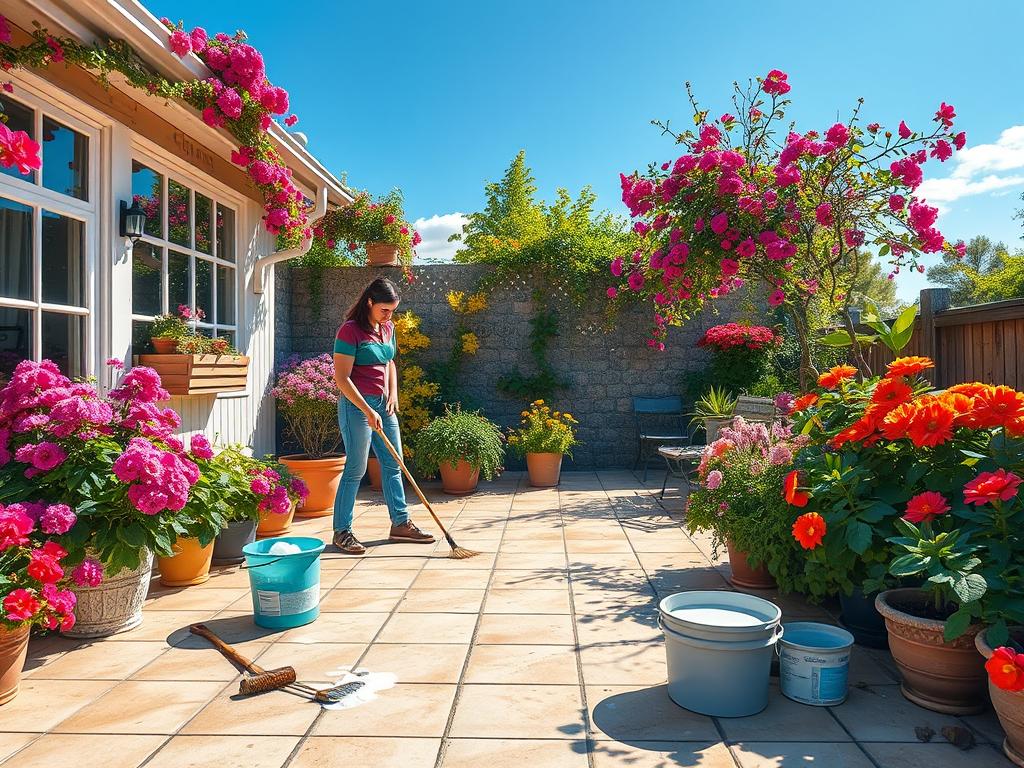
[274,264,744,469]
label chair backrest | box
[632,396,684,415]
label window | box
[0,94,93,380]
[130,160,238,353]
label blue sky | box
[150,0,1024,302]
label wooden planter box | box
[136,354,249,396]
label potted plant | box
[313,189,421,268]
[976,630,1024,765]
[149,305,197,354]
[0,501,89,704]
[507,400,579,487]
[691,386,738,445]
[686,416,808,589]
[253,457,308,538]
[413,405,504,495]
[271,354,344,518]
[0,360,205,637]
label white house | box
[0,0,349,453]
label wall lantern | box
[119,199,147,247]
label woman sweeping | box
[331,277,435,554]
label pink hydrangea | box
[71,558,104,588]
[705,470,723,490]
[168,29,192,57]
[39,503,76,535]
[190,434,215,460]
[0,504,34,550]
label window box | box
[136,353,249,396]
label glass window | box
[0,98,35,184]
[0,308,31,377]
[131,161,163,238]
[131,320,153,355]
[167,180,191,247]
[216,266,236,325]
[168,251,190,313]
[131,242,162,317]
[42,117,88,200]
[195,258,213,319]
[0,198,32,301]
[41,211,86,307]
[216,204,235,263]
[194,192,213,255]
[41,312,84,378]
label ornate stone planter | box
[64,548,153,638]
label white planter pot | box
[63,548,153,639]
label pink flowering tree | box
[271,355,341,459]
[611,70,965,387]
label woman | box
[331,277,435,554]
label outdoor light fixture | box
[119,199,147,246]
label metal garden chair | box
[632,396,691,481]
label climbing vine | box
[426,291,486,407]
[496,289,568,402]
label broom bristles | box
[449,546,479,560]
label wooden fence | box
[853,289,1024,389]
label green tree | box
[848,257,904,316]
[927,235,1007,306]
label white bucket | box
[779,622,854,706]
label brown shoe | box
[333,530,366,555]
[388,521,436,544]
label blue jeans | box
[333,394,409,532]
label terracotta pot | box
[257,501,296,538]
[157,537,214,587]
[977,628,1024,766]
[279,454,346,518]
[151,337,178,354]
[875,588,987,714]
[526,452,562,487]
[365,242,400,266]
[439,459,480,495]
[366,456,383,491]
[65,548,153,638]
[0,626,30,706]
[725,539,776,589]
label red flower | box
[790,393,818,413]
[792,512,826,549]
[831,417,877,449]
[986,647,1024,692]
[903,491,950,524]
[26,550,64,584]
[0,122,42,176]
[784,470,810,507]
[906,401,955,448]
[886,356,934,378]
[3,588,41,622]
[964,469,1023,506]
[971,385,1024,429]
[871,377,913,408]
[817,364,858,389]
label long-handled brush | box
[373,426,479,560]
[189,623,365,703]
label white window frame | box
[0,85,100,379]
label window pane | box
[216,265,236,325]
[0,307,31,378]
[167,180,191,247]
[0,198,32,301]
[168,251,189,314]
[132,320,153,355]
[41,312,84,378]
[0,98,36,184]
[42,117,88,200]
[218,330,235,352]
[132,242,162,317]
[195,258,213,321]
[131,161,163,238]
[194,192,213,255]
[216,204,235,263]
[41,211,86,307]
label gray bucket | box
[779,622,854,706]
[659,591,783,717]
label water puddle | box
[315,668,397,710]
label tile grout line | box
[822,703,885,768]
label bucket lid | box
[658,590,781,634]
[780,622,854,651]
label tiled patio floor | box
[1,471,1012,767]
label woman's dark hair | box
[346,277,401,332]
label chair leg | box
[660,468,669,499]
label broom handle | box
[372,425,451,541]
[189,623,262,673]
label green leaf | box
[951,573,988,604]
[818,330,855,347]
[845,521,873,554]
[893,517,920,539]
[891,304,918,337]
[890,553,927,576]
[117,523,148,549]
[989,619,1010,647]
[943,608,974,642]
[860,501,897,523]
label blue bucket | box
[242,536,325,629]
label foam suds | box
[267,542,302,555]
[316,668,397,710]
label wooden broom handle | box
[189,623,264,673]
[373,426,446,532]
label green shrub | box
[413,405,505,480]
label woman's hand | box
[364,407,384,432]
[386,391,399,415]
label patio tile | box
[0,679,112,731]
[1,734,165,768]
[499,539,568,554]
[143,735,300,768]
[494,553,569,570]
[962,707,1007,744]
[412,569,493,589]
[337,569,422,590]
[313,683,457,736]
[318,555,362,572]
[829,685,967,741]
[350,555,433,570]
[629,538,704,554]
[358,642,470,683]
[464,644,580,684]
[112,610,225,644]
[847,647,901,686]
[590,741,737,768]
[181,686,320,736]
[54,680,224,734]
[449,684,586,739]
[579,639,666,685]
[28,640,168,680]
[476,613,577,645]
[131,640,274,681]
[397,589,486,613]
[576,615,661,645]
[320,588,406,613]
[485,588,572,614]
[290,736,441,767]
[252,642,365,682]
[731,742,873,767]
[0,733,39,763]
[490,569,569,589]
[565,539,636,554]
[146,587,251,611]
[862,742,1013,767]
[587,684,719,742]
[422,553,498,570]
[442,738,590,767]
[648,568,730,592]
[501,529,564,541]
[376,612,478,644]
[716,687,850,742]
[278,612,389,644]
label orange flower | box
[907,401,955,448]
[792,512,826,549]
[938,391,977,427]
[831,416,877,449]
[971,385,1024,429]
[880,402,916,441]
[886,356,934,378]
[783,469,810,507]
[817,364,858,389]
[985,647,1024,692]
[871,377,913,408]
[790,393,819,413]
[947,381,990,398]
[1008,417,1024,439]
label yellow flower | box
[465,292,488,314]
[534,399,544,406]
[461,332,479,355]
[446,291,465,313]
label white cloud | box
[917,125,1024,210]
[412,212,469,263]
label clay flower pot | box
[526,452,563,487]
[875,588,987,714]
[365,242,400,266]
[439,459,480,495]
[151,337,178,354]
[725,539,776,590]
[366,456,383,491]
[157,537,214,587]
[0,625,30,706]
[279,454,346,518]
[976,628,1024,766]
[257,502,296,538]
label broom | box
[373,425,479,560]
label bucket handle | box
[242,557,284,570]
[659,616,784,651]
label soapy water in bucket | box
[315,668,397,710]
[268,542,303,556]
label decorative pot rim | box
[279,453,346,466]
[975,626,1024,660]
[876,587,980,635]
[526,452,564,458]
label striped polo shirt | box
[333,319,396,396]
